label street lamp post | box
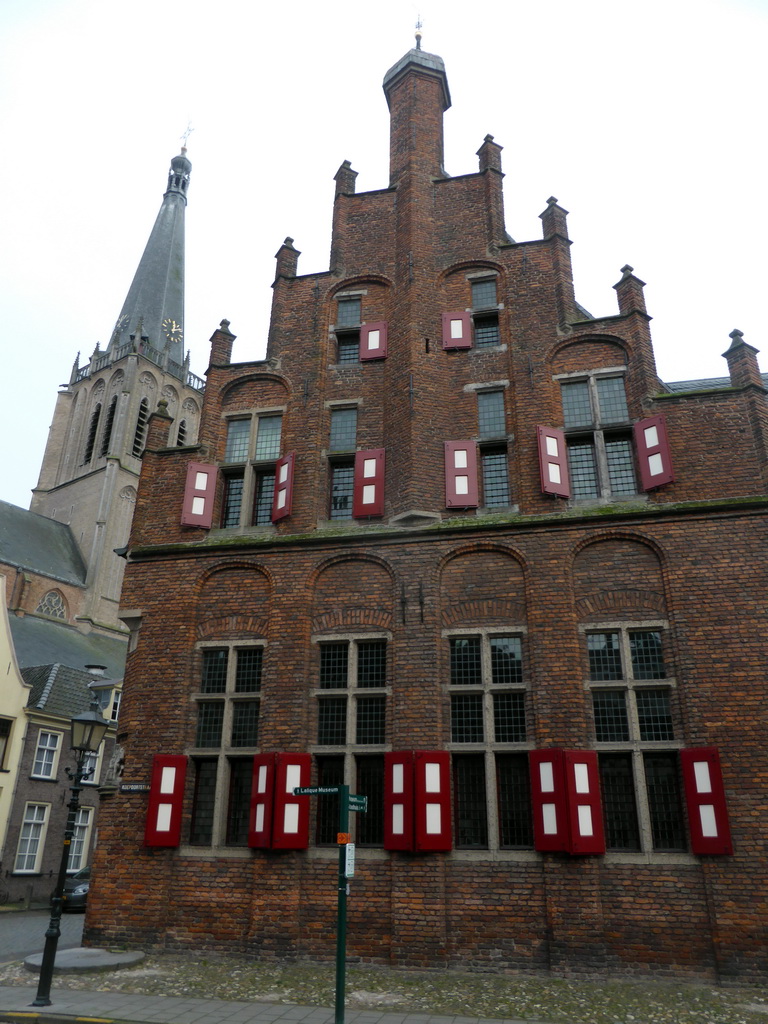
[32,702,110,1007]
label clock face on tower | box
[162,318,183,341]
[114,314,129,333]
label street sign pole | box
[335,784,349,1024]
[293,784,366,1024]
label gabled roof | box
[9,614,127,677]
[23,663,108,718]
[0,500,86,586]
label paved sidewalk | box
[0,984,534,1024]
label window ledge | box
[568,495,648,509]
[178,846,252,859]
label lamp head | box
[70,700,110,753]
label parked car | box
[62,867,90,911]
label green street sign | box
[348,794,368,812]
[294,786,342,795]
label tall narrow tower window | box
[99,396,118,458]
[176,420,187,446]
[82,404,102,464]
[471,278,500,348]
[132,398,150,457]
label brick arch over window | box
[573,537,666,621]
[440,547,526,627]
[311,557,394,633]
[550,337,628,375]
[196,565,271,639]
[221,375,290,413]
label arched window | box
[132,398,149,457]
[82,403,102,464]
[99,395,118,458]
[176,419,187,446]
[35,590,67,620]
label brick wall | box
[88,47,768,981]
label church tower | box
[30,148,204,637]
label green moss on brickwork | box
[129,494,768,559]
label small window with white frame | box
[67,806,93,872]
[32,730,61,779]
[189,643,265,848]
[14,803,50,872]
[80,744,103,786]
[446,630,533,850]
[584,624,685,853]
[559,371,636,500]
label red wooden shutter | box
[272,453,295,522]
[384,751,415,851]
[441,311,472,350]
[537,427,571,498]
[360,321,388,360]
[181,462,218,528]
[353,449,385,517]
[249,753,276,848]
[444,441,479,508]
[563,751,605,854]
[634,415,674,490]
[681,748,733,855]
[271,753,311,849]
[529,749,569,852]
[144,755,187,847]
[413,750,452,851]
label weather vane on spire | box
[415,14,422,50]
[180,122,194,152]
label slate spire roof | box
[106,147,191,367]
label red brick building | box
[88,45,768,981]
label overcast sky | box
[1,0,765,510]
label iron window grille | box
[313,753,385,848]
[315,638,388,747]
[329,461,354,520]
[480,447,511,507]
[447,631,530,850]
[585,625,684,852]
[312,638,388,846]
[190,644,265,847]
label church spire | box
[107,147,191,368]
